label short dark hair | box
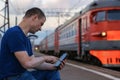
[24,7,46,19]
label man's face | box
[30,15,46,34]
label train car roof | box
[55,0,120,31]
[82,0,120,14]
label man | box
[0,7,65,80]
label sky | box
[0,0,94,44]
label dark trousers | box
[1,70,61,80]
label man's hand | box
[43,56,58,64]
[58,60,66,70]
[42,55,66,70]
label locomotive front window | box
[96,11,106,22]
[107,10,120,20]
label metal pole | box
[6,0,10,28]
[15,16,17,26]
[57,12,60,26]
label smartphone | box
[54,53,68,69]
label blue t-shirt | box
[0,26,33,79]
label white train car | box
[55,14,79,57]
[39,37,47,53]
[47,32,55,55]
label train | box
[37,0,120,67]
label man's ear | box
[32,15,38,21]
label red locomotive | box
[39,0,120,67]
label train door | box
[77,19,82,58]
[54,29,59,55]
[79,16,90,60]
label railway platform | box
[34,52,120,80]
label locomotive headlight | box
[101,32,107,37]
[35,47,38,51]
[91,32,107,37]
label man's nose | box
[39,28,41,31]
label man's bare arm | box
[14,51,57,70]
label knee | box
[32,70,61,80]
[50,70,60,75]
[46,70,61,80]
